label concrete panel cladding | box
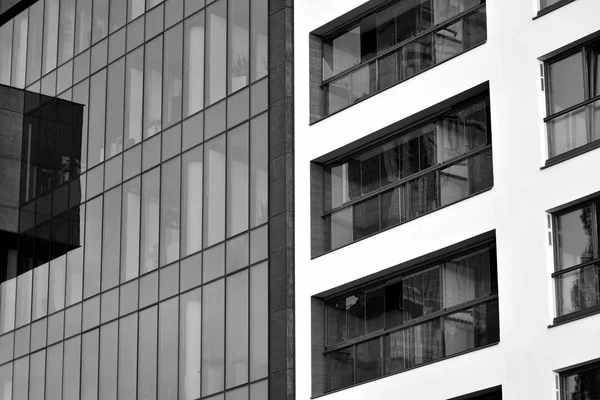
[268,0,295,399]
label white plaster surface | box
[294,0,600,398]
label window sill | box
[549,305,600,328]
[310,341,500,399]
[541,140,600,170]
[533,0,578,20]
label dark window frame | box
[317,237,500,394]
[544,37,600,165]
[535,0,578,19]
[319,93,493,253]
[551,198,600,325]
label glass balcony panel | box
[556,264,600,317]
[548,105,587,157]
[356,338,382,383]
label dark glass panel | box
[434,19,463,64]
[444,248,493,308]
[401,33,433,79]
[366,287,385,333]
[562,364,600,400]
[557,264,600,316]
[386,319,441,372]
[26,0,43,85]
[403,267,441,321]
[378,51,399,91]
[468,149,493,194]
[548,105,587,157]
[347,293,365,340]
[353,196,379,241]
[325,347,354,392]
[110,0,127,32]
[121,177,141,282]
[182,145,203,256]
[356,338,382,383]
[360,14,377,61]
[326,299,346,346]
[464,7,487,50]
[385,279,403,328]
[474,300,499,347]
[556,204,596,270]
[549,52,585,113]
[406,173,438,219]
[377,4,396,52]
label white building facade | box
[294,0,600,399]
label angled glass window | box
[321,95,492,252]
[553,199,600,321]
[319,240,498,394]
[545,40,600,160]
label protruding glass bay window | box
[321,94,492,252]
[312,0,487,120]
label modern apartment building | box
[295,0,600,399]
[0,0,295,399]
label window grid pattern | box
[320,0,487,118]
[0,0,270,398]
[322,95,493,252]
[545,39,600,160]
[552,199,600,322]
[321,243,499,393]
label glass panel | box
[109,28,126,62]
[164,24,184,128]
[32,262,49,320]
[159,262,179,300]
[403,267,441,321]
[119,314,138,400]
[165,0,184,28]
[180,252,202,292]
[139,306,158,400]
[353,196,379,240]
[563,364,600,400]
[204,135,226,247]
[145,4,164,40]
[120,278,139,316]
[381,187,403,229]
[378,51,399,91]
[11,11,28,88]
[182,145,203,256]
[102,186,122,290]
[205,100,226,139]
[143,134,162,171]
[327,75,350,115]
[0,21,12,85]
[121,177,141,282]
[140,270,159,308]
[92,0,109,42]
[141,168,161,274]
[13,356,29,400]
[58,0,76,64]
[75,0,92,54]
[226,270,249,388]
[0,333,14,364]
[322,26,360,80]
[127,14,145,51]
[106,58,125,158]
[557,264,600,316]
[549,52,585,113]
[228,124,249,236]
[84,196,102,298]
[125,47,144,149]
[88,69,107,167]
[229,0,249,93]
[226,233,248,273]
[401,33,433,79]
[557,204,596,270]
[250,225,267,264]
[0,363,11,400]
[385,279,403,328]
[160,157,181,266]
[144,36,163,138]
[329,207,353,251]
[350,62,376,104]
[325,347,353,392]
[82,329,99,400]
[90,37,108,73]
[99,321,118,400]
[356,338,382,383]
[43,0,59,74]
[82,295,100,331]
[159,298,178,400]
[64,304,82,338]
[110,0,127,32]
[464,7,487,50]
[366,287,385,333]
[444,248,494,308]
[250,262,267,380]
[548,105,587,157]
[206,0,227,105]
[180,287,202,400]
[63,336,81,400]
[385,319,442,373]
[26,0,43,85]
[162,124,182,161]
[15,270,32,328]
[326,298,346,346]
[30,318,47,351]
[347,293,364,340]
[46,343,63,400]
[202,279,224,396]
[251,0,267,81]
[184,10,205,117]
[129,0,146,21]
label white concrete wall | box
[294,0,600,399]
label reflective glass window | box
[141,168,161,274]
[84,196,102,298]
[119,314,138,399]
[25,0,43,86]
[184,10,205,117]
[106,58,126,158]
[139,306,158,400]
[99,321,118,400]
[227,123,249,236]
[63,336,81,400]
[206,0,227,105]
[144,36,163,139]
[81,329,99,400]
[203,135,226,247]
[0,21,13,85]
[75,0,92,54]
[160,157,181,266]
[164,24,184,128]
[125,47,144,149]
[202,279,224,396]
[159,298,179,399]
[11,10,28,88]
[43,0,59,74]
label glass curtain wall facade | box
[0,0,269,399]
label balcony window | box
[319,94,492,253]
[553,200,600,322]
[545,40,600,162]
[312,0,487,121]
[313,238,499,394]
